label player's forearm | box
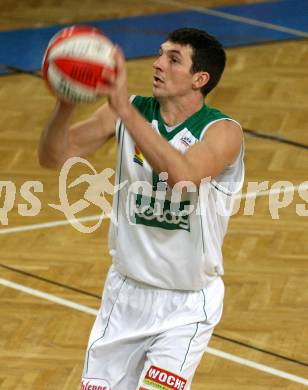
[38,101,75,169]
[120,105,193,187]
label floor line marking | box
[153,0,308,38]
[206,347,308,386]
[0,214,104,234]
[0,278,98,315]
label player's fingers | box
[96,83,113,96]
[113,46,126,73]
[101,68,116,84]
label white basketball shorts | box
[81,265,224,390]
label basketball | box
[42,25,116,104]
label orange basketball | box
[42,25,116,104]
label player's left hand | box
[96,47,130,119]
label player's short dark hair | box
[167,28,226,96]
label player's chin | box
[152,86,166,98]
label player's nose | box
[153,55,165,71]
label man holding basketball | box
[39,28,244,390]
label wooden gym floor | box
[0,0,307,389]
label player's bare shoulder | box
[205,118,242,148]
[206,118,242,141]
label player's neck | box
[158,95,204,126]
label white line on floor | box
[153,0,308,38]
[0,278,98,315]
[0,214,103,234]
[206,347,308,386]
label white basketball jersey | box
[108,96,244,290]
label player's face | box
[152,41,195,98]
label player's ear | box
[192,71,210,90]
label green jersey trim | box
[132,95,230,141]
[116,122,125,226]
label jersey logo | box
[129,193,191,232]
[143,365,187,390]
[180,135,194,147]
[134,144,145,166]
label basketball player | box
[39,28,244,390]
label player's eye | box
[170,56,179,63]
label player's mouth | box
[153,75,164,86]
